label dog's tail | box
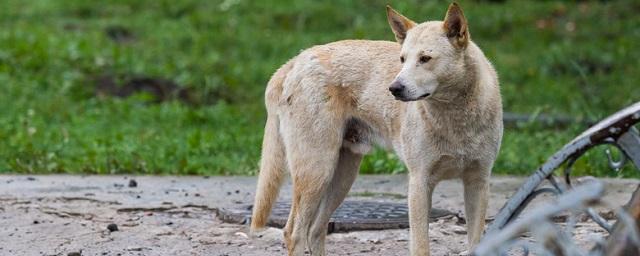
[250,60,293,232]
[250,114,286,232]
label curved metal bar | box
[586,207,613,232]
[563,139,616,188]
[488,133,634,236]
[480,103,640,254]
[615,126,640,170]
[504,187,559,226]
[605,145,626,171]
[547,174,567,194]
[475,181,605,256]
[485,137,593,235]
[563,156,578,188]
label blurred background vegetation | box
[0,0,638,176]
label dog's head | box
[386,3,471,102]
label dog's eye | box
[419,56,432,64]
[400,56,405,63]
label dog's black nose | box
[389,81,405,97]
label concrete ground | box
[0,175,637,256]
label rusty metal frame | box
[475,181,640,256]
[475,181,606,255]
[486,102,640,235]
[480,102,640,255]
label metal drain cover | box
[217,200,457,233]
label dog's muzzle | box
[388,81,405,98]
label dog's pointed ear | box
[386,5,416,44]
[443,2,469,49]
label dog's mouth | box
[395,93,431,102]
[393,92,432,102]
[417,93,431,100]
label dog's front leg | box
[408,169,437,256]
[462,168,490,248]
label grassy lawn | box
[1,0,639,177]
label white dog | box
[251,3,503,255]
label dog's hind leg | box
[280,114,344,255]
[284,148,341,255]
[307,148,362,255]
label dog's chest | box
[431,123,485,154]
[428,108,488,146]
[425,125,491,179]
[402,106,494,164]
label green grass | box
[1,0,639,177]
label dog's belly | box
[342,117,385,155]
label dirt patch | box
[0,175,637,256]
[93,74,195,104]
[105,25,136,43]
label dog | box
[250,3,503,255]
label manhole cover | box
[217,200,458,233]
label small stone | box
[107,223,118,232]
[26,177,36,181]
[128,179,138,188]
[234,232,249,239]
[67,252,81,256]
[235,190,240,194]
[451,225,467,235]
[32,220,39,224]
